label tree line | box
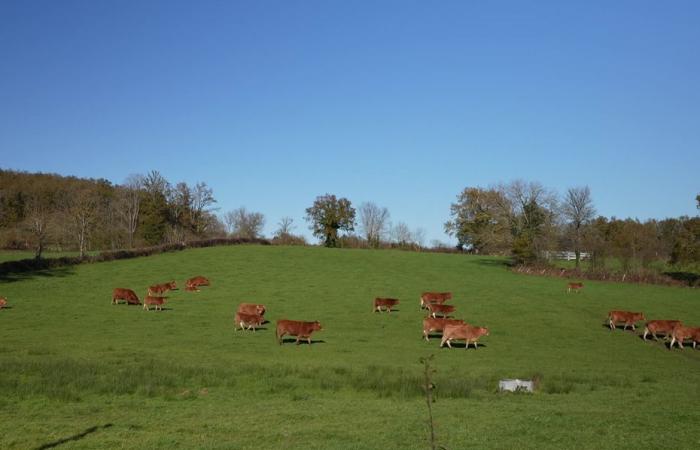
[1,170,698,271]
[0,169,306,258]
[443,180,700,269]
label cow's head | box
[480,327,490,337]
[256,305,266,315]
[636,312,646,322]
[168,281,178,290]
[312,321,323,332]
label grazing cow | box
[234,312,264,332]
[148,281,177,296]
[143,296,167,311]
[185,276,210,292]
[420,292,452,309]
[669,326,700,350]
[427,303,456,318]
[276,320,323,345]
[567,282,584,293]
[643,320,682,341]
[440,324,490,349]
[373,297,400,313]
[608,310,646,331]
[0,296,7,309]
[422,318,465,341]
[237,303,266,317]
[112,288,140,305]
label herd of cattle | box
[607,310,700,350]
[3,277,697,351]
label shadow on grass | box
[35,423,113,450]
[663,271,700,287]
[0,266,76,283]
[439,342,488,349]
[279,338,326,345]
[473,258,513,268]
[600,323,641,333]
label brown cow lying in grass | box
[237,303,266,317]
[185,276,210,292]
[143,296,167,311]
[234,312,264,332]
[427,303,456,318]
[440,324,489,349]
[373,297,399,313]
[608,310,646,331]
[669,326,700,350]
[567,282,584,293]
[276,320,322,345]
[422,318,465,341]
[112,288,140,305]
[643,320,682,341]
[420,292,451,309]
[148,281,177,296]
[0,296,7,309]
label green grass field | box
[1,245,699,449]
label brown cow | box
[567,282,584,293]
[440,324,490,349]
[143,296,167,311]
[608,310,646,331]
[422,318,465,341]
[237,303,266,316]
[669,326,700,350]
[276,320,323,345]
[148,281,177,296]
[420,292,452,309]
[0,296,7,309]
[643,320,682,341]
[373,297,399,313]
[112,288,140,305]
[427,303,456,318]
[234,312,264,332]
[185,276,210,292]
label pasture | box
[1,245,699,449]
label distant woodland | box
[0,169,698,276]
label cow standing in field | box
[567,282,584,293]
[669,326,700,350]
[608,311,646,331]
[234,312,264,332]
[373,298,399,313]
[237,303,266,317]
[148,281,177,296]
[643,320,682,341]
[427,303,456,318]
[420,292,452,309]
[112,288,140,305]
[185,276,210,292]
[143,296,167,311]
[440,324,490,349]
[276,320,323,345]
[0,296,7,309]
[422,318,465,341]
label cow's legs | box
[307,336,312,344]
[669,337,676,349]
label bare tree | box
[24,191,53,258]
[62,188,100,258]
[225,207,265,239]
[275,217,295,236]
[190,182,217,236]
[562,186,596,267]
[116,174,143,248]
[391,222,413,246]
[359,202,390,248]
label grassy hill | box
[1,245,699,449]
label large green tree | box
[305,194,356,247]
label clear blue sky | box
[1,1,698,243]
